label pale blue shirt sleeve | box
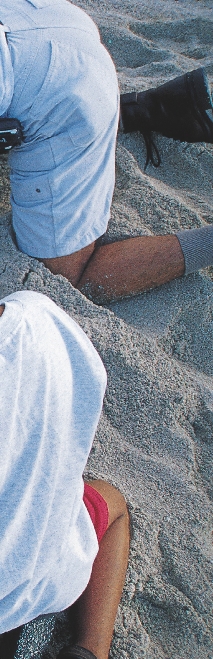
[0,0,119,258]
[0,24,14,115]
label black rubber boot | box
[120,68,213,167]
[56,644,97,659]
[0,626,22,659]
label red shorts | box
[83,483,109,544]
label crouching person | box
[0,291,129,659]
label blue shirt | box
[0,0,119,257]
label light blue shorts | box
[5,2,119,258]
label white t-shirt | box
[0,290,106,633]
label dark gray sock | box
[176,225,213,275]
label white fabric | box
[0,291,106,633]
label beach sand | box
[0,0,212,657]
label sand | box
[0,0,212,657]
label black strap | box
[57,644,97,659]
[0,118,23,153]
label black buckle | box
[0,118,23,153]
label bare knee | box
[39,241,96,287]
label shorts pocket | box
[10,173,52,208]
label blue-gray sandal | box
[57,644,97,659]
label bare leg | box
[71,480,130,659]
[42,234,184,303]
[78,235,184,302]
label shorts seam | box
[49,141,57,253]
